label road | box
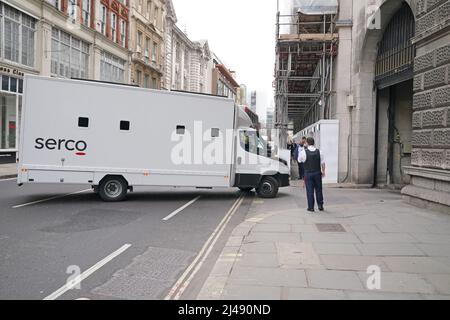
[0,178,252,300]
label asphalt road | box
[0,178,252,300]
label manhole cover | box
[315,223,346,233]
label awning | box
[296,0,338,15]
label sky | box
[172,0,278,121]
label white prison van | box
[17,76,290,201]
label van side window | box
[211,128,220,138]
[120,121,130,131]
[78,117,89,128]
[176,125,185,135]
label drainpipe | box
[373,89,379,188]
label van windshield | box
[239,130,267,156]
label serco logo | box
[35,138,88,156]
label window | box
[82,0,90,27]
[239,131,258,154]
[78,117,89,128]
[0,3,36,67]
[211,128,220,138]
[137,31,142,49]
[100,5,107,35]
[152,78,157,89]
[145,37,150,60]
[144,74,149,88]
[152,42,157,62]
[100,51,125,83]
[135,70,141,85]
[48,0,63,11]
[120,20,126,47]
[68,0,77,20]
[147,1,152,18]
[51,28,89,78]
[154,6,159,27]
[120,121,130,131]
[111,13,117,42]
[176,126,185,135]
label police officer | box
[297,137,325,212]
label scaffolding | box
[275,1,338,145]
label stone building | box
[0,0,131,159]
[129,0,165,89]
[163,0,211,93]
[276,0,450,212]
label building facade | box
[164,0,211,93]
[129,0,165,89]
[211,53,239,100]
[0,0,132,158]
[277,0,450,211]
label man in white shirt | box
[298,137,325,212]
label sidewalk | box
[198,182,450,300]
[0,163,17,179]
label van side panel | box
[18,76,235,188]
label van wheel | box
[98,176,128,202]
[238,187,253,192]
[256,176,279,198]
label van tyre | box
[256,176,279,198]
[98,176,128,202]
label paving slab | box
[236,253,280,268]
[221,284,281,300]
[301,232,361,244]
[357,272,435,294]
[382,257,450,274]
[417,244,450,257]
[229,266,307,288]
[423,274,450,295]
[356,243,425,256]
[345,291,423,300]
[276,242,322,269]
[244,232,301,243]
[320,255,389,271]
[252,223,291,233]
[306,270,365,290]
[284,287,346,300]
[312,243,361,256]
[240,241,277,253]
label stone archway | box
[350,0,418,184]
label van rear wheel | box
[256,176,279,198]
[98,176,128,202]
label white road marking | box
[43,244,131,300]
[162,196,201,221]
[12,189,91,209]
[0,177,17,182]
[165,194,245,300]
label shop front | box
[0,66,24,163]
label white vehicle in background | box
[17,76,290,201]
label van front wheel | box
[98,176,128,202]
[256,176,279,198]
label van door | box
[234,129,261,187]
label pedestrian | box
[298,137,325,212]
[295,137,307,180]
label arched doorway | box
[374,3,415,187]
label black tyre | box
[98,176,128,202]
[256,176,279,198]
[238,187,253,192]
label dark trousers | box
[304,171,324,209]
[298,161,305,180]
